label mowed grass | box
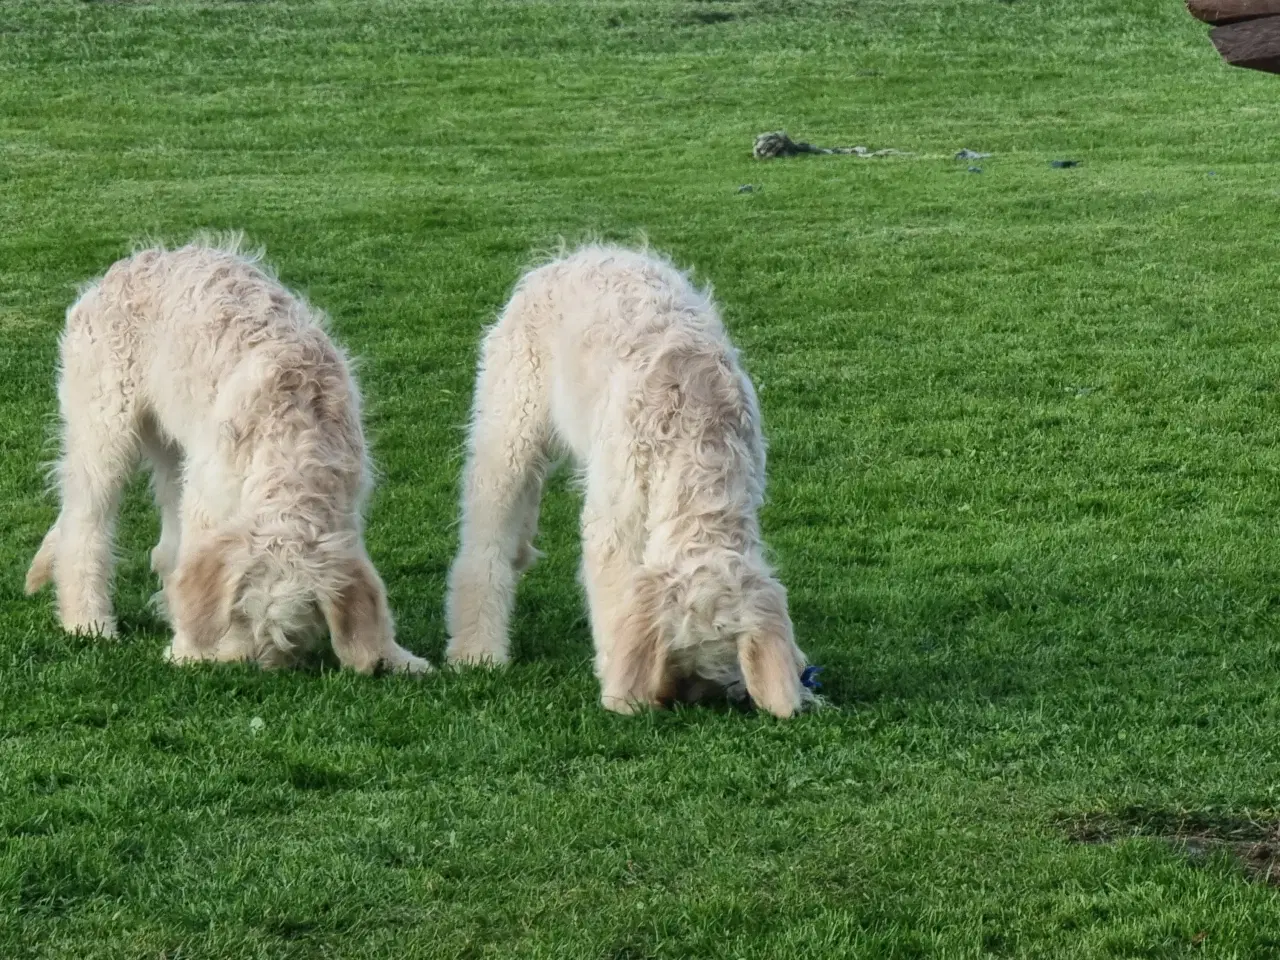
[4,0,1280,955]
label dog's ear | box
[737,580,805,719]
[320,555,395,674]
[170,535,242,653]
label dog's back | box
[83,244,361,468]
[519,246,767,556]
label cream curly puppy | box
[25,238,430,674]
[447,245,809,717]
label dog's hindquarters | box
[446,283,553,666]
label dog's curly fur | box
[446,244,809,717]
[25,238,430,674]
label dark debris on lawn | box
[1061,808,1280,886]
[753,131,907,159]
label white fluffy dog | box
[446,245,809,717]
[25,238,430,674]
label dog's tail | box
[25,522,57,599]
[25,523,58,595]
[736,577,807,718]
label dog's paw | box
[64,618,117,640]
[149,544,177,579]
[513,541,544,573]
[162,642,195,665]
[445,640,509,668]
[600,694,655,716]
[387,651,434,674]
[164,635,209,665]
[147,589,171,623]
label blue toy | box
[800,665,823,692]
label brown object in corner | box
[1210,16,1280,72]
[1188,0,1280,25]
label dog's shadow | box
[781,570,1139,710]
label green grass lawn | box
[5,0,1280,955]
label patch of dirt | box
[684,10,738,25]
[1061,808,1280,886]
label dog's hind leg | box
[47,302,141,638]
[511,470,546,574]
[141,417,184,585]
[446,308,551,666]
